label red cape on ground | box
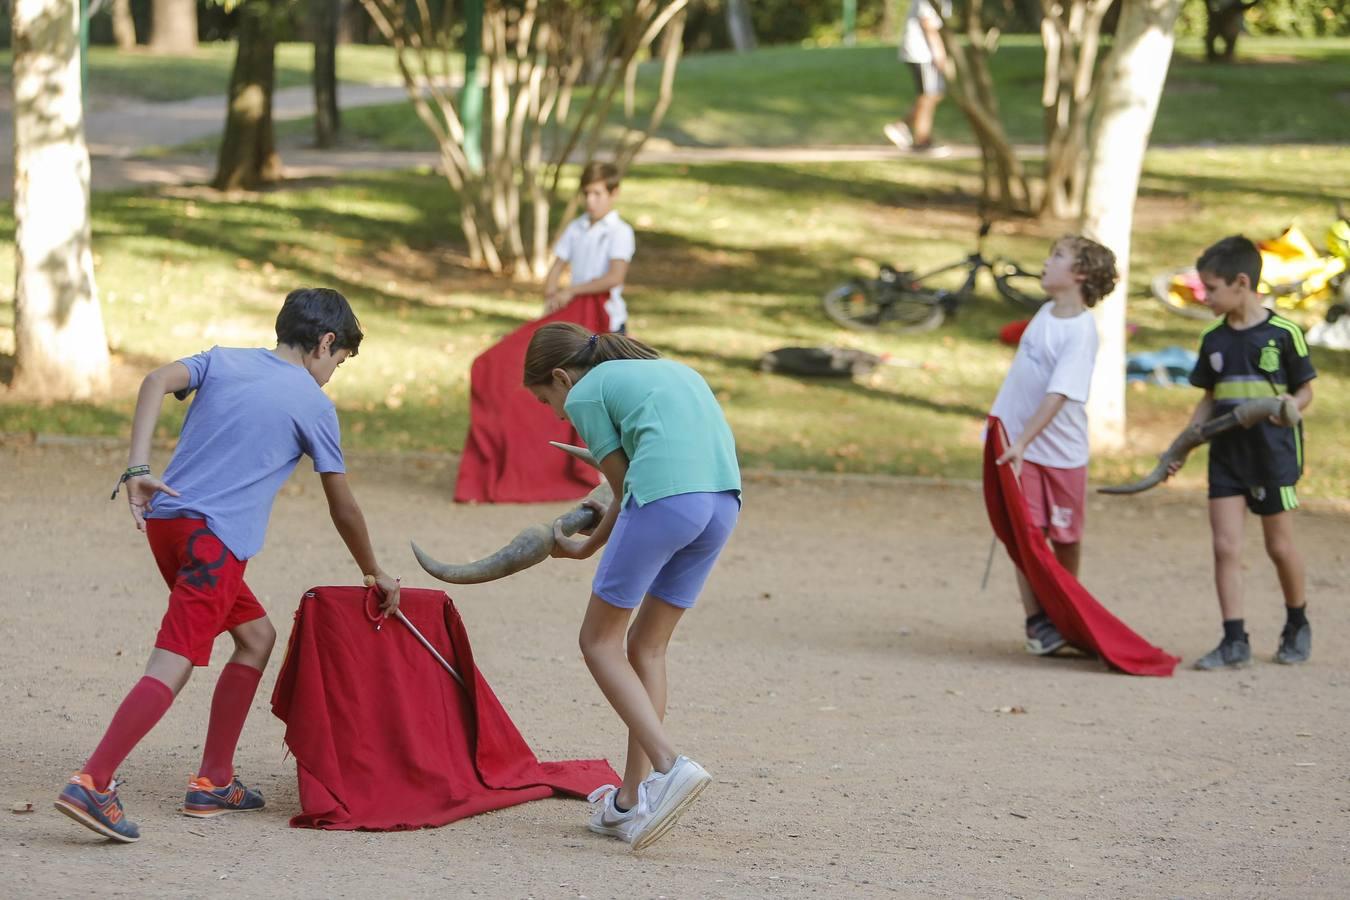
[983,417,1180,677]
[453,293,609,503]
[271,586,619,830]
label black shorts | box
[1208,455,1299,516]
[907,62,945,96]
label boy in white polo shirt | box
[544,162,636,333]
[990,235,1118,657]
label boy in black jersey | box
[1170,236,1316,670]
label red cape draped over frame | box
[271,586,620,830]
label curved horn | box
[1099,396,1299,495]
[414,481,614,584]
[549,441,600,469]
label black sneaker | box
[1025,616,1067,656]
[1275,621,1311,665]
[1193,638,1251,671]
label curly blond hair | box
[1058,235,1118,307]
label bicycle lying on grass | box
[821,222,1045,333]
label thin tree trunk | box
[313,0,341,147]
[11,0,111,400]
[724,0,756,52]
[149,0,197,54]
[213,2,282,191]
[1081,0,1184,451]
[111,0,138,48]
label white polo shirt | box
[554,210,636,331]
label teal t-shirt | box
[563,359,741,506]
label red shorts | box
[146,518,267,666]
[1020,461,1087,544]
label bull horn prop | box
[1098,396,1300,495]
[412,443,610,584]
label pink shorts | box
[1020,461,1087,544]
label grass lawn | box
[2,147,1347,497]
[0,43,419,103]
[293,37,1350,153]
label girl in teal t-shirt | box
[523,322,740,851]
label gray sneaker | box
[1275,622,1311,664]
[1025,616,1067,656]
[1193,638,1251,670]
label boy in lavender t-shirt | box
[55,289,402,844]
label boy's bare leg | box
[226,616,277,670]
[1015,569,1041,617]
[1051,540,1081,577]
[1260,511,1306,609]
[1209,496,1247,621]
[911,94,941,145]
[579,595,678,783]
[144,648,194,696]
[614,596,686,811]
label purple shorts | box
[593,491,740,610]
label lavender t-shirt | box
[145,347,345,560]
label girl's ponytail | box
[523,323,659,385]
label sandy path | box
[2,442,1348,898]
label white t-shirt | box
[553,210,636,331]
[989,304,1099,468]
[900,0,949,64]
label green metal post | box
[842,0,856,47]
[462,0,484,174]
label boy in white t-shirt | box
[989,235,1119,656]
[544,162,636,333]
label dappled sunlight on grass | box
[3,148,1347,496]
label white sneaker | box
[629,756,712,851]
[883,121,914,149]
[586,785,646,842]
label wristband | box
[110,465,151,500]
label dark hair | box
[579,161,621,193]
[275,288,363,356]
[1058,235,1118,308]
[1197,235,1262,289]
[523,323,659,385]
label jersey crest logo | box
[1209,351,1224,373]
[1258,339,1281,374]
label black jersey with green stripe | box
[1188,311,1316,486]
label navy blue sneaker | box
[54,773,141,843]
[183,775,265,818]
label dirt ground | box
[2,441,1348,899]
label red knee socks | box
[84,676,176,791]
[198,662,264,786]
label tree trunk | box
[111,0,138,48]
[213,2,282,191]
[149,0,198,54]
[1081,0,1183,451]
[312,0,341,147]
[724,0,756,52]
[10,0,111,400]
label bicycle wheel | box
[1151,266,1212,320]
[821,280,945,333]
[992,262,1047,312]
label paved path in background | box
[0,79,1296,197]
[0,79,1023,196]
